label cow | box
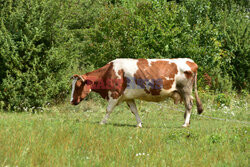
[70,58,203,127]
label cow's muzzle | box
[71,101,79,105]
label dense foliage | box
[0,0,249,111]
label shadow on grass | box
[90,121,136,128]
[89,121,183,129]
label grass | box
[0,93,249,167]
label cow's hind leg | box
[183,94,193,127]
[100,99,118,125]
[178,83,194,127]
[126,100,142,128]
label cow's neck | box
[85,62,113,99]
[85,62,112,82]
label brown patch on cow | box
[185,61,199,80]
[84,62,126,100]
[133,59,152,94]
[134,59,178,95]
[110,69,127,99]
[186,61,198,73]
[184,70,193,79]
[149,60,178,91]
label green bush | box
[215,93,231,107]
[77,0,249,92]
[0,0,248,112]
[0,0,76,111]
[183,0,249,91]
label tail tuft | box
[197,100,203,114]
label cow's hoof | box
[137,123,142,128]
[182,123,190,128]
[99,121,106,125]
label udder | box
[171,91,183,104]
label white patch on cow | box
[171,58,193,73]
[71,78,77,102]
[171,58,193,88]
[123,88,145,100]
[123,88,167,102]
[165,77,174,80]
[183,112,191,127]
[137,123,142,128]
[112,58,139,79]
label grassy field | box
[0,93,249,167]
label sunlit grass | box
[0,94,249,166]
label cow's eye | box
[86,80,92,85]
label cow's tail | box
[194,72,203,114]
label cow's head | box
[70,74,93,105]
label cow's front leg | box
[100,98,118,125]
[127,100,142,128]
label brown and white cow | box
[70,58,203,127]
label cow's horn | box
[71,74,85,82]
[78,75,85,82]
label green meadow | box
[0,93,248,166]
[0,0,249,166]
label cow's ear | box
[70,74,79,80]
